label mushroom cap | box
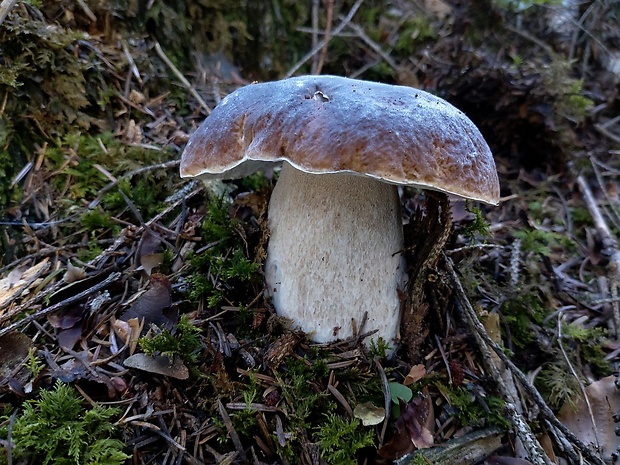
[180,75,500,205]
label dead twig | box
[0,0,18,27]
[556,312,600,450]
[576,175,620,339]
[0,272,122,337]
[217,400,247,462]
[154,42,211,114]
[445,255,606,465]
[285,0,364,78]
[345,20,399,71]
[313,0,334,75]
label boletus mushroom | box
[180,75,499,348]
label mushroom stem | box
[265,162,406,345]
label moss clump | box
[139,314,203,365]
[0,381,129,465]
[188,196,261,307]
[315,415,374,465]
[437,383,510,429]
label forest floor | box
[0,1,619,464]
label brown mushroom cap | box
[180,75,500,205]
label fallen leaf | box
[120,274,176,335]
[63,260,86,283]
[558,375,620,462]
[353,401,385,426]
[112,317,143,355]
[379,388,435,460]
[389,381,413,403]
[0,259,50,308]
[403,364,427,385]
[0,333,34,378]
[138,230,164,275]
[124,353,189,379]
[48,303,85,329]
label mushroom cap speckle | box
[180,75,500,205]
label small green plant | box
[536,361,580,409]
[315,415,374,465]
[562,323,611,377]
[501,290,547,348]
[439,383,510,429]
[139,314,203,364]
[187,196,261,307]
[0,381,129,465]
[25,347,43,378]
[463,204,491,240]
[369,337,392,359]
[512,228,573,256]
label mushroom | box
[180,75,499,348]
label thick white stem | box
[265,162,406,346]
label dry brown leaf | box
[124,353,189,379]
[378,387,435,460]
[63,260,87,283]
[112,317,143,355]
[557,375,620,463]
[404,363,427,385]
[120,274,176,335]
[0,332,34,378]
[0,259,50,308]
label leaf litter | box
[0,1,619,464]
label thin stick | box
[311,0,319,73]
[285,0,364,78]
[345,20,399,71]
[0,272,122,337]
[445,256,606,465]
[557,313,600,450]
[0,0,18,28]
[314,0,334,75]
[154,42,211,114]
[576,175,620,338]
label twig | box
[0,0,18,28]
[0,272,122,337]
[374,357,391,446]
[504,23,556,58]
[595,123,620,144]
[345,20,399,71]
[557,313,600,450]
[450,262,550,465]
[311,0,319,73]
[76,0,96,23]
[285,0,364,78]
[445,256,606,465]
[122,40,143,85]
[154,42,211,114]
[590,157,620,231]
[217,400,247,462]
[314,0,334,74]
[576,175,620,339]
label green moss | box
[463,204,492,239]
[315,416,374,465]
[81,208,115,231]
[536,361,580,409]
[563,323,611,377]
[139,314,203,365]
[394,16,437,55]
[512,228,574,255]
[438,383,510,429]
[0,381,129,465]
[501,291,546,347]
